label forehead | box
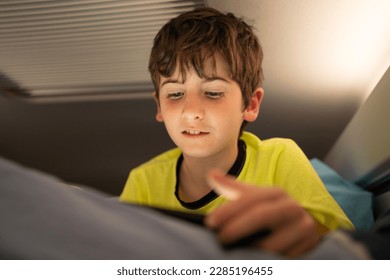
[160,53,232,85]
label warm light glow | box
[209,0,390,105]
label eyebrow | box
[161,78,181,87]
[204,76,231,83]
[160,76,231,87]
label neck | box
[179,143,238,202]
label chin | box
[181,149,210,159]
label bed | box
[0,154,388,260]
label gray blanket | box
[0,156,380,259]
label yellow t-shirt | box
[120,132,354,230]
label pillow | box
[310,158,374,230]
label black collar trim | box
[174,140,246,210]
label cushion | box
[311,158,374,230]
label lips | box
[182,130,209,135]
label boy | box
[120,7,353,257]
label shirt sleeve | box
[119,169,146,205]
[273,139,354,230]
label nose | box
[182,94,205,121]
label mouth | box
[182,130,209,136]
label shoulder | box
[132,147,181,175]
[241,131,301,153]
[120,147,180,203]
[122,147,180,196]
[240,131,309,171]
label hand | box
[205,169,322,258]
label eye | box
[167,92,184,100]
[205,91,224,99]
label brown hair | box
[149,7,264,110]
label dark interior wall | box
[0,89,357,195]
[0,95,174,195]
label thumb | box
[207,169,248,201]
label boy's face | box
[155,54,262,160]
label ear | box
[153,92,164,122]
[243,87,264,122]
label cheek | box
[160,104,177,120]
[215,106,244,129]
[160,106,179,130]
